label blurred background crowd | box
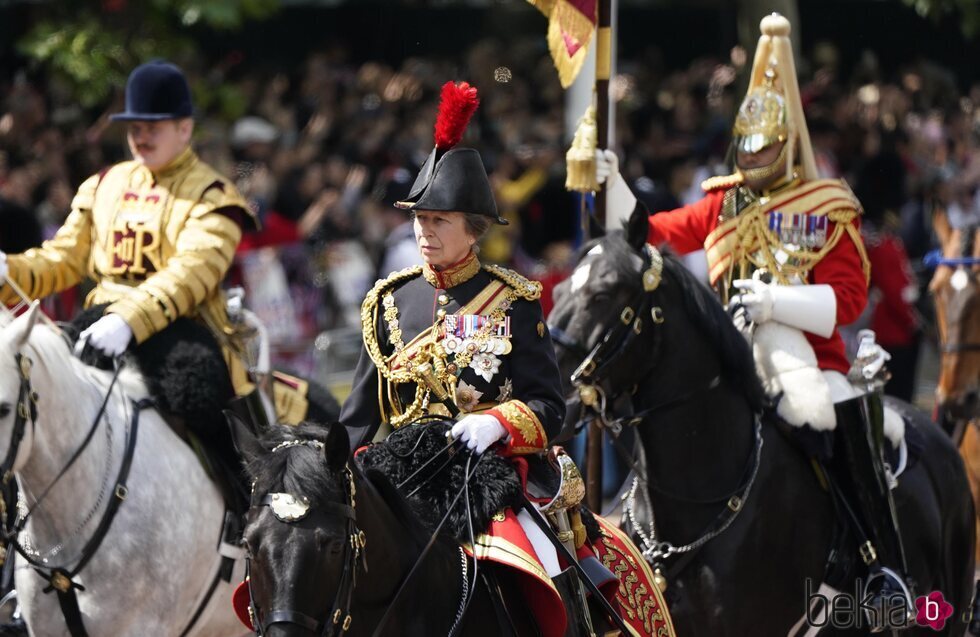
[1,0,978,406]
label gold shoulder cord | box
[483,264,542,301]
[360,266,423,381]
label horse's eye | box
[0,404,11,419]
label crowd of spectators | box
[1,33,978,395]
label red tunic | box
[864,230,919,348]
[647,188,868,374]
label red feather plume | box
[434,81,479,150]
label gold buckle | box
[342,615,352,631]
[51,571,71,593]
[115,485,128,501]
[859,541,877,565]
[651,307,665,324]
[620,307,635,325]
[727,495,742,512]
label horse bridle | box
[930,254,980,354]
[1,349,146,637]
[246,440,365,637]
[0,353,39,486]
[551,243,665,409]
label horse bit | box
[247,439,366,637]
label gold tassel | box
[565,106,599,193]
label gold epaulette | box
[483,264,542,301]
[360,266,423,371]
[701,173,744,193]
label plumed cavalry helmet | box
[396,81,507,224]
[733,13,819,182]
[110,60,194,122]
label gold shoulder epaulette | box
[361,266,423,315]
[483,264,542,301]
[701,173,744,192]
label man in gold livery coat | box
[1,61,255,394]
[0,61,295,508]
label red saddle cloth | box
[464,510,676,637]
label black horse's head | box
[232,417,357,637]
[548,206,765,418]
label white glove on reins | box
[450,413,508,454]
[0,251,8,281]
[732,279,837,338]
[77,314,133,357]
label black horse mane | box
[589,231,766,413]
[659,254,767,412]
[246,422,344,509]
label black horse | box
[547,207,976,636]
[232,419,543,637]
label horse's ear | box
[323,423,350,472]
[9,301,41,349]
[224,410,264,467]
[625,204,649,252]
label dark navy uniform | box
[340,251,565,456]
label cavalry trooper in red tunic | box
[597,14,914,629]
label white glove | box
[855,329,891,380]
[732,279,774,324]
[0,251,7,281]
[450,414,508,454]
[77,314,133,357]
[595,149,620,188]
[595,149,637,231]
[733,279,837,338]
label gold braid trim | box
[483,264,542,301]
[360,266,423,383]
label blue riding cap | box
[110,60,193,122]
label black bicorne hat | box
[395,147,505,224]
[394,80,507,225]
[110,60,194,122]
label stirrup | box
[863,566,914,633]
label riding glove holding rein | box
[78,313,134,357]
[451,413,508,454]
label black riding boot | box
[551,567,595,637]
[830,393,914,632]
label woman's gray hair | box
[463,213,494,242]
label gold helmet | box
[733,13,818,181]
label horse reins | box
[1,352,150,637]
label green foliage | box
[17,0,278,114]
[903,0,980,39]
